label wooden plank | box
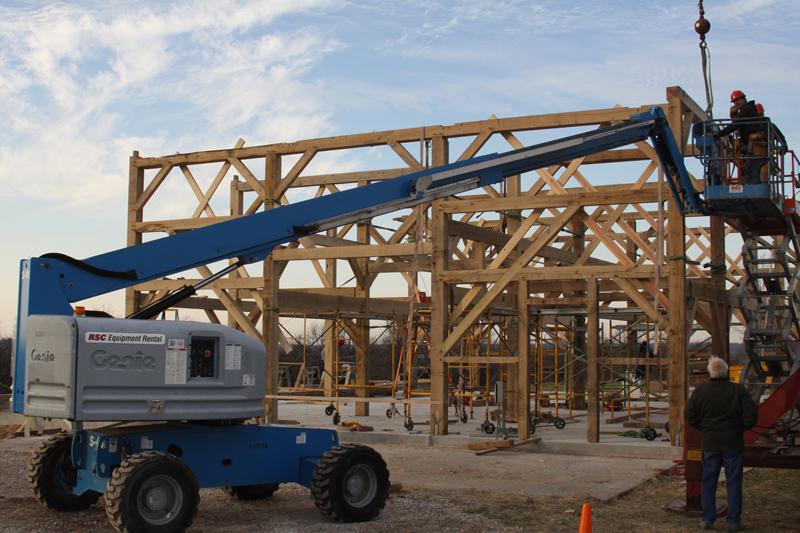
[469,439,514,451]
[474,437,541,455]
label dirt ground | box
[0,436,797,532]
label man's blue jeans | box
[701,449,744,526]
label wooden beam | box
[439,264,663,283]
[666,86,687,446]
[440,185,668,214]
[131,105,659,168]
[587,277,599,443]
[430,201,449,435]
[272,242,431,260]
[443,206,579,355]
[275,149,317,199]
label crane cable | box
[695,1,714,118]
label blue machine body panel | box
[71,424,338,494]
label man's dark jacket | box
[718,100,761,142]
[685,377,759,451]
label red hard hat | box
[755,103,765,114]
[730,90,746,102]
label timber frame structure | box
[125,86,736,446]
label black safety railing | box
[693,118,792,205]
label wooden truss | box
[126,86,733,444]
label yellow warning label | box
[686,449,702,462]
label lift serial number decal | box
[85,332,166,345]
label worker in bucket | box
[685,356,758,532]
[715,90,762,184]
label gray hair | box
[707,356,728,379]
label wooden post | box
[355,220,370,416]
[571,213,587,410]
[430,135,449,435]
[228,176,243,330]
[263,153,281,423]
[323,243,337,398]
[666,87,688,446]
[709,216,729,359]
[586,277,600,443]
[517,280,530,438]
[125,152,144,316]
[505,171,521,420]
[430,202,450,435]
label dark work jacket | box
[685,377,758,451]
[718,100,761,141]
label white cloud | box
[0,0,337,212]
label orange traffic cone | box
[578,502,592,533]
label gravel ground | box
[2,435,797,532]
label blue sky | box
[1,0,799,335]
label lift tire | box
[403,418,414,431]
[105,451,199,533]
[325,405,336,416]
[333,412,341,425]
[460,411,469,424]
[28,434,102,511]
[482,422,495,435]
[222,483,279,500]
[311,444,390,523]
[554,417,566,430]
[385,408,393,419]
[643,427,658,441]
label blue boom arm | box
[12,107,700,412]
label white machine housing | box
[23,315,266,422]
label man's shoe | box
[702,522,714,530]
[727,524,742,532]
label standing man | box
[716,90,762,184]
[685,356,758,531]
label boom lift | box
[12,108,701,532]
[693,119,800,457]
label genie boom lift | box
[12,108,721,532]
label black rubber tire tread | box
[311,444,390,523]
[222,483,279,500]
[28,433,101,511]
[105,451,199,533]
